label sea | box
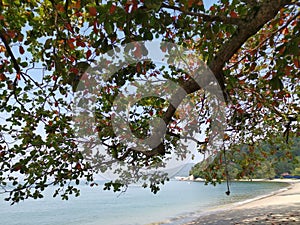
[0,180,289,225]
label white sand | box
[185,180,300,224]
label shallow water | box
[0,181,289,225]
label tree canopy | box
[0,0,299,203]
[190,137,300,180]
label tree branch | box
[161,3,243,26]
[0,31,21,74]
[117,144,165,161]
[166,131,208,146]
[117,0,295,161]
[208,0,293,91]
[153,0,293,156]
[241,0,258,6]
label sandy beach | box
[184,180,300,225]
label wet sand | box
[184,180,300,225]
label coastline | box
[183,179,300,225]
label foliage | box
[190,137,300,180]
[0,0,299,203]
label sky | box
[0,0,221,181]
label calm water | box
[0,181,289,225]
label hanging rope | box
[223,145,231,196]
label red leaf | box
[69,67,79,74]
[86,49,92,59]
[0,45,5,52]
[188,0,194,8]
[110,36,116,43]
[250,62,256,71]
[237,108,244,114]
[282,27,289,35]
[67,39,75,50]
[279,46,286,54]
[7,30,16,39]
[93,26,98,34]
[125,4,130,13]
[230,11,238,18]
[76,41,86,47]
[132,3,137,11]
[0,151,5,157]
[257,102,262,109]
[89,7,97,16]
[209,6,216,11]
[73,1,81,9]
[93,20,98,34]
[66,23,74,33]
[17,34,24,42]
[294,59,300,68]
[56,3,65,12]
[136,62,141,73]
[110,4,117,14]
[13,165,22,171]
[75,11,82,17]
[279,18,284,26]
[76,163,82,170]
[0,74,6,81]
[16,73,21,80]
[133,43,142,58]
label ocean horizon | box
[0,180,289,225]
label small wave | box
[150,182,292,225]
[233,186,290,207]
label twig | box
[161,3,243,26]
[0,31,21,74]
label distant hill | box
[168,163,195,178]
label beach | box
[184,180,300,225]
[0,180,296,225]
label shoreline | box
[183,179,300,225]
[149,179,299,225]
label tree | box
[0,0,299,203]
[190,138,300,180]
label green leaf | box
[270,77,284,90]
